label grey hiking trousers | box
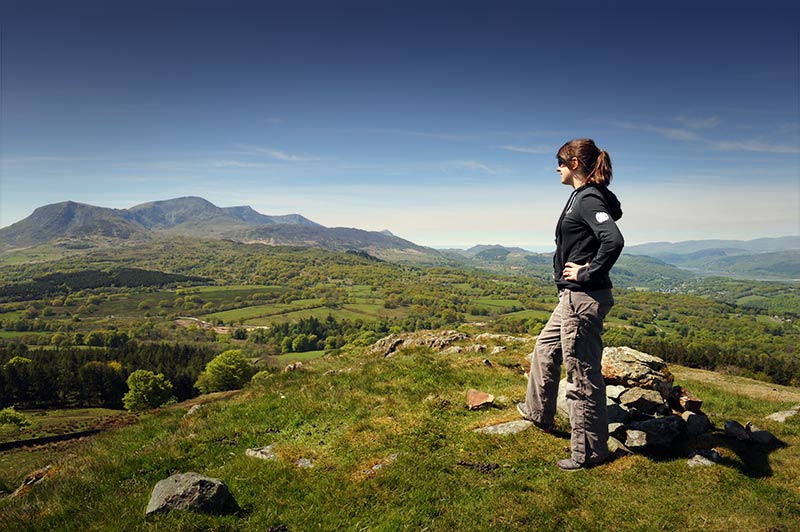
[523,288,614,464]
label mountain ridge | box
[0,197,443,262]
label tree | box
[122,370,175,412]
[195,349,254,393]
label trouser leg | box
[562,289,613,464]
[524,294,566,426]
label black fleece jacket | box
[553,184,624,292]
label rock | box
[605,385,626,401]
[608,422,626,435]
[369,335,406,356]
[284,362,303,372]
[490,346,506,355]
[369,330,468,356]
[296,458,314,469]
[625,430,648,448]
[10,465,55,499]
[468,344,488,353]
[473,420,533,435]
[687,448,721,467]
[746,423,776,446]
[607,403,632,425]
[358,453,399,478]
[765,406,800,423]
[682,411,713,437]
[441,346,464,355]
[627,415,685,448]
[482,358,493,367]
[145,472,239,516]
[688,454,716,467]
[724,420,750,441]
[602,346,674,399]
[670,386,703,413]
[467,389,494,410]
[556,378,569,419]
[183,404,204,419]
[607,435,632,455]
[474,333,533,344]
[618,387,669,415]
[246,444,278,461]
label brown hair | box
[557,138,612,186]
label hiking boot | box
[516,403,553,433]
[557,456,607,471]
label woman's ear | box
[569,157,580,171]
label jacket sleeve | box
[576,193,624,285]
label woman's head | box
[557,138,612,186]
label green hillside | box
[2,345,799,531]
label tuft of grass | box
[2,347,800,531]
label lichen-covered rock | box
[246,445,278,461]
[474,333,533,344]
[369,330,469,356]
[146,472,239,516]
[765,405,800,422]
[627,415,685,448]
[473,420,532,435]
[602,346,674,399]
[618,387,669,415]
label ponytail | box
[586,149,612,186]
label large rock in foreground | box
[602,346,674,399]
[146,472,239,516]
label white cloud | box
[457,160,497,174]
[233,144,321,162]
[675,115,721,130]
[611,121,701,141]
[708,139,800,154]
[498,144,553,154]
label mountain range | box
[0,197,435,261]
[1,197,797,282]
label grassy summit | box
[2,340,799,531]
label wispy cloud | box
[708,139,800,154]
[209,160,270,168]
[498,144,553,154]
[611,121,701,141]
[327,127,476,142]
[612,120,800,154]
[234,144,321,162]
[675,115,721,130]
[457,160,497,174]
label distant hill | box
[447,244,694,289]
[626,236,800,281]
[626,236,800,256]
[0,197,445,263]
[0,201,149,249]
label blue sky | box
[1,0,798,249]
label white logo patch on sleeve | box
[595,212,610,223]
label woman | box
[517,138,624,470]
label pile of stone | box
[556,346,713,451]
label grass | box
[2,343,800,531]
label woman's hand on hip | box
[563,261,589,282]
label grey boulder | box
[146,472,239,516]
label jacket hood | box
[585,184,623,221]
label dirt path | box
[672,365,800,403]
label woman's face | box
[557,156,578,187]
